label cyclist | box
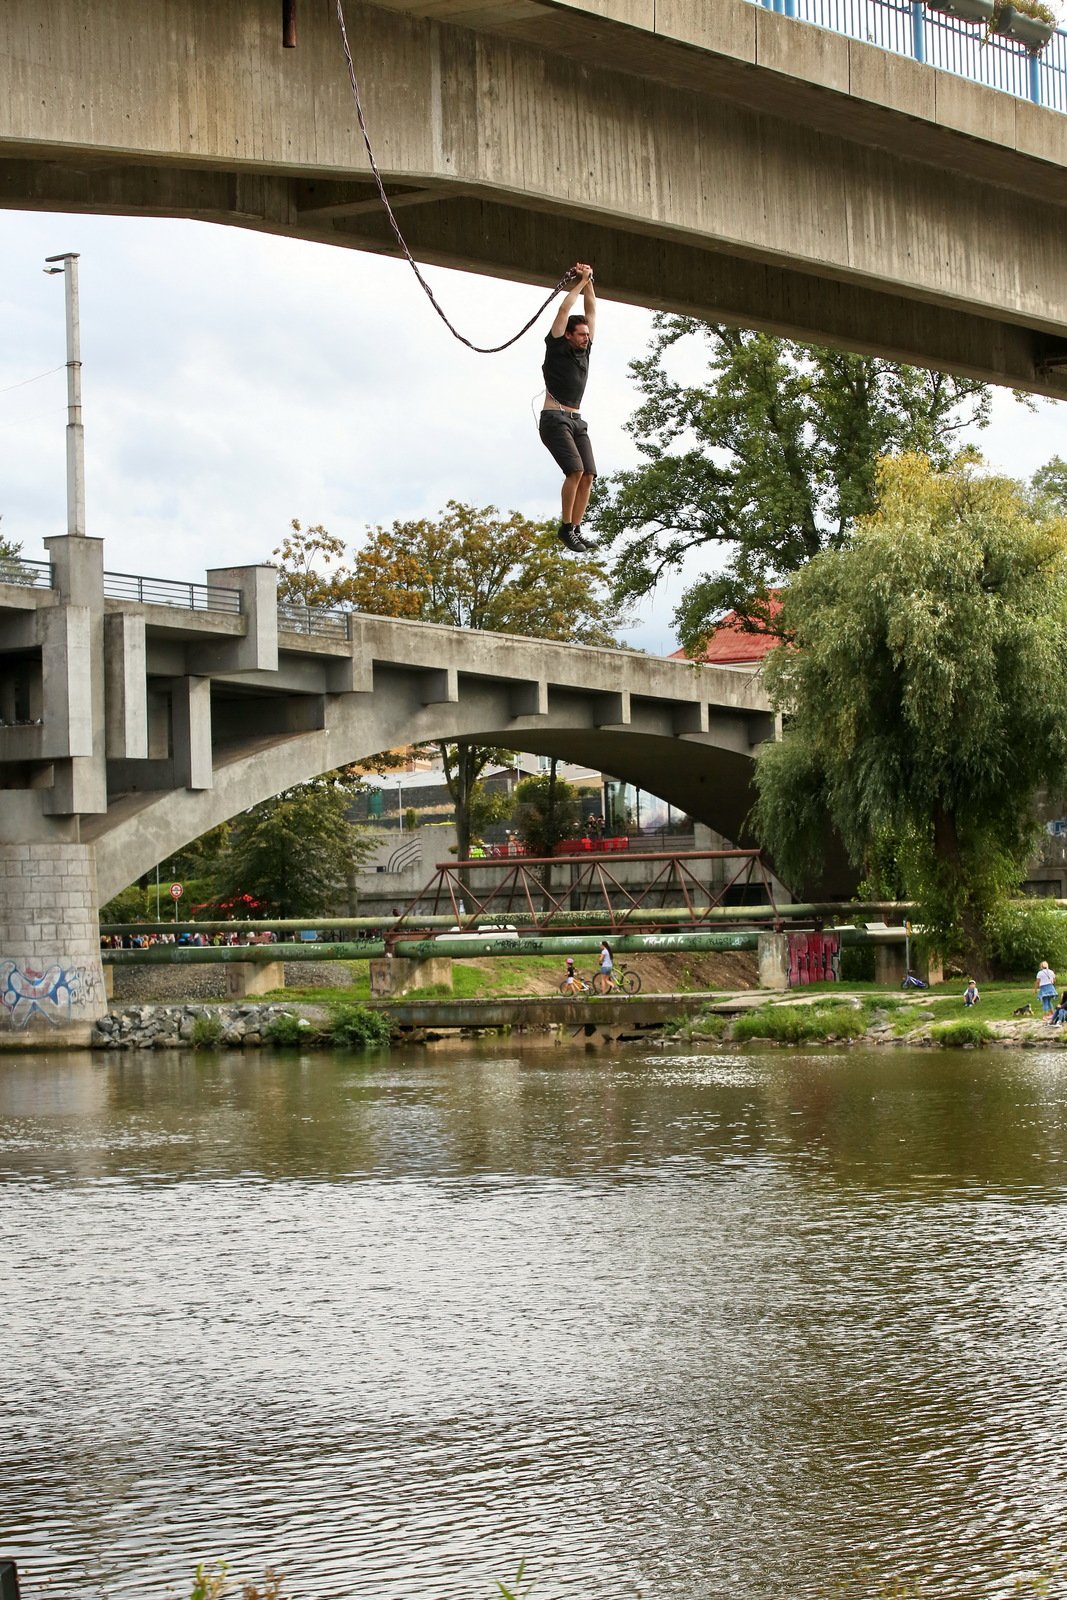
[596,942,613,992]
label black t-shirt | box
[542,332,592,410]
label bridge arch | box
[89,686,764,904]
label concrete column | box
[204,564,279,672]
[225,960,285,997]
[0,840,107,1046]
[371,955,453,996]
[758,930,789,990]
[171,677,213,790]
[874,944,906,987]
[41,535,107,816]
[104,613,148,758]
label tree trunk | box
[933,806,990,978]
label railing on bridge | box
[103,570,243,613]
[750,0,1067,109]
[0,556,54,590]
[277,601,352,640]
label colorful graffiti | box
[0,958,102,1028]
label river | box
[2,1042,1067,1600]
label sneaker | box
[571,525,596,551]
[558,524,587,553]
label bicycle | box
[592,965,641,995]
[558,972,593,996]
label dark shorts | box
[539,409,596,477]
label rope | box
[0,363,64,398]
[333,0,578,353]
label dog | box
[1013,1003,1034,1017]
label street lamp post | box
[44,252,85,538]
[397,778,403,831]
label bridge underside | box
[6,0,1067,392]
[86,679,766,905]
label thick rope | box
[333,0,578,353]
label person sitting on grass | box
[963,978,980,1007]
[1053,989,1067,1026]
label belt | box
[543,408,581,417]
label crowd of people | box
[101,929,279,950]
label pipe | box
[100,902,917,938]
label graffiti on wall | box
[0,959,102,1027]
[787,932,840,987]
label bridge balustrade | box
[0,557,54,590]
[102,570,242,613]
[277,601,352,640]
[751,0,1067,108]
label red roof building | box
[669,596,782,668]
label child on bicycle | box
[561,957,585,995]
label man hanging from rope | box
[539,263,597,553]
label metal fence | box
[750,0,1067,110]
[103,570,242,613]
[277,601,352,640]
[0,557,54,590]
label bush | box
[839,943,875,982]
[189,1011,223,1049]
[328,1003,392,1049]
[100,883,148,924]
[263,1012,313,1047]
[987,899,1067,978]
[929,1017,994,1047]
[733,1001,868,1043]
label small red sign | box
[169,883,183,900]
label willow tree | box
[751,455,1067,969]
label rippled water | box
[4,1043,1067,1599]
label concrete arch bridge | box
[0,537,775,1043]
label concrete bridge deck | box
[6,0,1067,391]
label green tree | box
[511,765,581,858]
[590,320,991,651]
[211,774,375,918]
[751,454,1067,971]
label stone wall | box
[94,1003,306,1049]
[0,841,108,1046]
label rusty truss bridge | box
[394,849,780,936]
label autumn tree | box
[273,502,625,859]
[589,320,992,651]
[751,455,1067,971]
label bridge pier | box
[0,840,107,1046]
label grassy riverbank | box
[676,980,1062,1048]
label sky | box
[2,206,1066,655]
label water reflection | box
[2,1044,1067,1598]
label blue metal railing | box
[103,570,242,613]
[0,556,54,590]
[751,0,1067,110]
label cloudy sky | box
[2,206,1065,654]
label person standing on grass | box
[540,263,597,553]
[1036,959,1058,1019]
